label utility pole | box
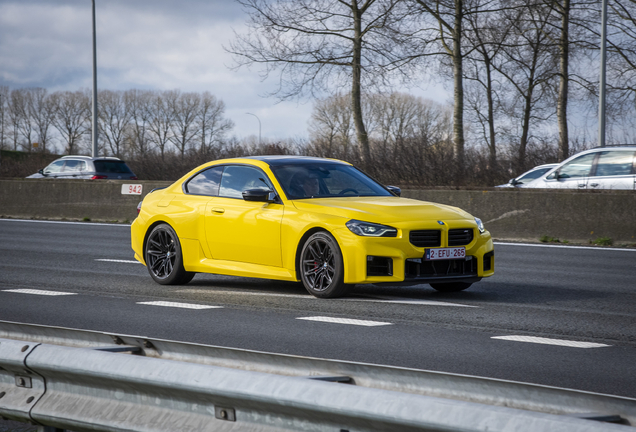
[246,112,261,146]
[91,0,99,157]
[598,0,607,147]
[0,93,4,151]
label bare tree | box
[98,90,132,158]
[126,89,153,156]
[228,0,412,165]
[50,90,90,155]
[169,91,200,159]
[9,89,36,152]
[147,90,175,159]
[308,93,357,159]
[28,88,56,153]
[198,91,234,156]
[492,1,559,167]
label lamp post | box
[598,0,607,148]
[91,0,99,157]
[245,112,261,146]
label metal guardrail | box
[0,320,634,431]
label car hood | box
[291,196,474,224]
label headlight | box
[475,217,486,234]
[346,220,397,237]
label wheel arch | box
[294,226,343,282]
[142,220,174,260]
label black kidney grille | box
[448,228,474,246]
[410,230,441,247]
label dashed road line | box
[136,301,223,310]
[345,296,477,308]
[2,289,77,296]
[95,259,141,264]
[297,316,392,327]
[492,335,610,348]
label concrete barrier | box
[0,179,634,244]
[0,179,171,223]
[403,188,636,244]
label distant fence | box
[0,179,635,243]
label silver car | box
[521,146,636,190]
[26,156,138,180]
[496,163,559,188]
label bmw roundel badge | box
[437,220,445,225]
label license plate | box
[425,247,465,260]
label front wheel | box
[430,282,472,292]
[300,232,350,298]
[145,223,194,285]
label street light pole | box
[598,0,607,148]
[245,112,261,146]
[91,0,99,157]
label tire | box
[430,282,472,292]
[299,231,350,298]
[145,223,194,285]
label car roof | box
[238,155,349,166]
[60,155,122,161]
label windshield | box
[516,167,553,183]
[270,163,392,199]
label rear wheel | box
[300,232,349,298]
[430,282,472,292]
[145,224,194,285]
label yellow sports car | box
[131,156,494,298]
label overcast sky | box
[0,0,447,141]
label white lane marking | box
[177,289,316,299]
[346,297,477,308]
[494,242,636,252]
[297,316,392,326]
[177,290,475,307]
[136,301,222,310]
[96,259,142,264]
[2,289,77,296]
[0,218,130,227]
[492,335,610,348]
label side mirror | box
[387,185,401,197]
[38,169,44,175]
[242,188,277,202]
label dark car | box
[26,156,138,180]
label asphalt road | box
[1,218,635,398]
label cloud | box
[0,0,448,141]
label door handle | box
[590,183,599,187]
[578,184,586,188]
[211,208,225,214]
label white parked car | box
[521,146,636,190]
[496,163,559,188]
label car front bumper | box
[333,227,494,285]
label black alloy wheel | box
[145,223,195,285]
[429,282,472,292]
[300,231,349,298]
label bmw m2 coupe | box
[131,156,494,298]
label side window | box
[593,151,635,177]
[43,160,65,174]
[62,160,84,172]
[556,153,596,178]
[219,165,273,199]
[186,166,223,196]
